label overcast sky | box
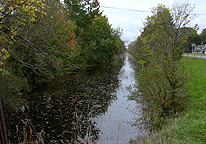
[98,0,206,45]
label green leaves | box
[200,28,206,44]
[64,1,121,68]
[129,2,194,130]
[0,1,48,77]
[8,6,14,11]
[0,0,78,82]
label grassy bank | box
[136,58,206,143]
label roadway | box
[182,55,206,59]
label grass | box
[135,58,206,143]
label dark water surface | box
[5,53,145,143]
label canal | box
[5,52,146,143]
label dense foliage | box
[128,2,195,129]
[181,27,200,53]
[0,0,125,108]
[200,28,206,44]
[64,0,122,68]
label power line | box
[197,13,206,16]
[100,6,151,13]
[100,5,206,15]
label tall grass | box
[15,119,44,144]
[135,58,206,143]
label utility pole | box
[0,101,8,144]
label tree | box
[85,15,121,66]
[114,28,127,54]
[0,48,10,75]
[181,27,200,53]
[0,0,46,75]
[0,0,49,107]
[0,0,46,38]
[0,0,79,107]
[4,0,79,85]
[64,0,100,67]
[200,28,206,44]
[64,0,100,29]
[131,2,195,129]
[64,0,122,68]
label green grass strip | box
[136,58,206,143]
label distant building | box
[192,43,206,54]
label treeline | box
[0,0,126,108]
[129,21,206,54]
[128,2,195,130]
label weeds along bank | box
[134,58,206,143]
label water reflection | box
[93,52,143,144]
[5,60,122,143]
[5,53,144,143]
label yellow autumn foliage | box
[0,0,46,75]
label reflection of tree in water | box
[5,67,121,143]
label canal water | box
[5,52,145,143]
[93,53,143,144]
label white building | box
[192,43,206,54]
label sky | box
[98,0,206,45]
